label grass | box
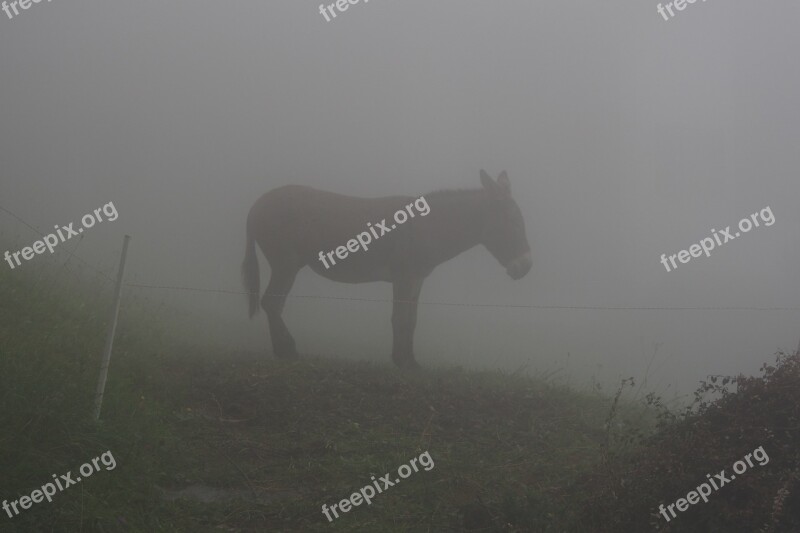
[158,354,649,531]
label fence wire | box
[122,283,800,311]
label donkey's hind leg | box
[261,263,300,359]
[391,277,425,369]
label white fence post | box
[93,234,131,421]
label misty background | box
[1,0,799,400]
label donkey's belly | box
[307,260,393,283]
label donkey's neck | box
[420,188,489,266]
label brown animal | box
[242,170,532,368]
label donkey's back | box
[246,185,420,283]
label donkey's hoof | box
[273,344,299,359]
[393,358,421,371]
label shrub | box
[579,352,800,532]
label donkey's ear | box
[480,169,495,190]
[497,171,510,191]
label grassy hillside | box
[0,260,653,532]
[2,261,797,532]
[155,353,647,531]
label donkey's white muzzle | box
[506,251,532,280]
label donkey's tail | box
[242,222,260,318]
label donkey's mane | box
[423,187,484,200]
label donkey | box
[241,170,532,368]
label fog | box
[2,0,799,399]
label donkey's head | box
[479,170,532,280]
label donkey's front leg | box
[391,277,424,369]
